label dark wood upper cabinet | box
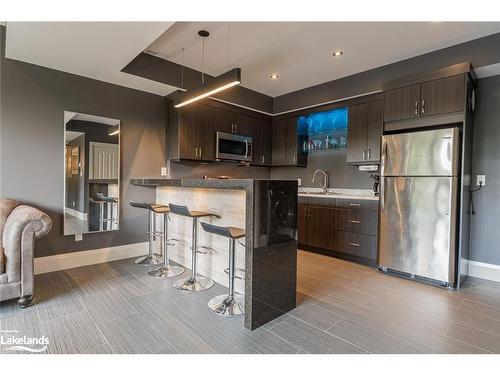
[177,103,200,160]
[166,99,272,165]
[272,116,307,167]
[251,118,272,166]
[347,103,368,164]
[366,100,383,162]
[197,103,216,161]
[383,70,470,125]
[383,84,420,122]
[214,106,235,134]
[347,100,383,164]
[420,74,465,117]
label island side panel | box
[247,180,298,330]
[156,186,247,293]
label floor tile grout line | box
[271,312,369,353]
[442,323,495,354]
[324,316,344,331]
[78,285,116,354]
[262,326,311,354]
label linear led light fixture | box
[174,68,241,108]
[108,125,120,136]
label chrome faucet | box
[312,169,329,194]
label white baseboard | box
[34,242,148,275]
[468,260,500,283]
[65,207,87,221]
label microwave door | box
[216,132,253,161]
[381,127,459,177]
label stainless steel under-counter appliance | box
[378,127,463,288]
[215,131,253,162]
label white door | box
[89,142,118,179]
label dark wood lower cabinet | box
[298,198,378,266]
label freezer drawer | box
[381,127,460,177]
[378,176,458,284]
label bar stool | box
[169,204,218,292]
[148,207,184,278]
[129,201,164,266]
[200,222,245,317]
[96,193,118,230]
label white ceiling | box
[146,22,500,97]
[5,22,178,96]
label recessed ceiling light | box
[270,74,279,80]
[333,50,343,57]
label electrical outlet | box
[477,175,486,186]
[161,167,167,176]
[75,233,83,241]
[297,178,301,186]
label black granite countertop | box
[130,178,295,190]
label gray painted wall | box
[470,75,500,266]
[271,150,373,189]
[0,27,166,257]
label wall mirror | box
[64,111,120,236]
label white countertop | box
[298,187,379,201]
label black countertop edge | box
[130,178,298,190]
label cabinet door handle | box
[414,101,419,115]
[293,155,296,164]
[262,155,265,164]
[349,203,361,207]
[367,149,371,160]
[349,220,360,224]
[348,242,360,247]
[362,149,366,160]
[235,124,238,133]
[199,147,202,158]
[195,147,198,158]
[421,99,425,114]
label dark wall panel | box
[470,75,500,266]
[0,28,166,257]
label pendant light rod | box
[174,29,241,108]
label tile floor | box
[1,250,500,354]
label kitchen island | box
[130,178,298,330]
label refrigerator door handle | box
[380,177,386,212]
[380,139,388,177]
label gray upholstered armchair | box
[0,199,52,307]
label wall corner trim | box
[468,260,500,283]
[34,242,148,275]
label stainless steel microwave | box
[216,132,253,162]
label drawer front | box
[344,233,377,260]
[335,198,379,211]
[347,210,378,236]
[307,197,335,207]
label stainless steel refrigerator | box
[378,127,461,287]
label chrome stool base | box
[174,276,214,292]
[208,294,245,316]
[134,253,163,266]
[148,264,184,278]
